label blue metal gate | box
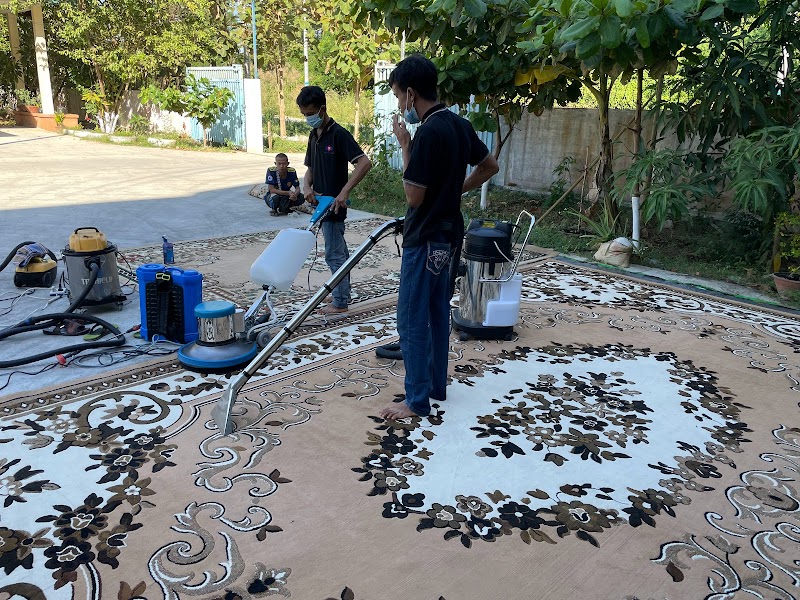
[186,66,245,147]
[373,61,494,171]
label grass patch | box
[72,131,237,152]
[260,67,373,130]
[265,137,308,154]
[349,166,407,217]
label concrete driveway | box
[0,127,372,251]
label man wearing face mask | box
[379,55,500,420]
[296,86,372,315]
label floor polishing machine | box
[177,196,384,373]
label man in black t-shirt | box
[379,55,499,421]
[296,86,372,314]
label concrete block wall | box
[496,107,681,194]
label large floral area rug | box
[2,258,800,600]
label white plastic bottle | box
[250,228,316,290]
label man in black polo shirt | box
[379,55,499,420]
[296,86,372,315]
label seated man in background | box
[265,153,306,215]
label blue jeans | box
[397,241,453,416]
[321,220,351,308]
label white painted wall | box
[243,78,264,154]
[119,90,190,134]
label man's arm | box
[463,153,500,194]
[333,155,372,212]
[402,181,426,208]
[268,184,290,196]
[391,114,425,207]
[302,167,316,204]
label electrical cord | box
[0,362,59,392]
[116,251,137,296]
[68,339,180,368]
[0,312,126,368]
[0,289,35,317]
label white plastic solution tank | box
[483,273,523,327]
[250,228,316,290]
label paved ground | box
[0,127,372,251]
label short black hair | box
[388,54,438,101]
[275,153,288,161]
[296,86,326,109]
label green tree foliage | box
[515,0,754,217]
[664,0,798,149]
[0,19,20,105]
[47,0,220,132]
[320,0,394,140]
[253,0,307,136]
[140,75,235,146]
[355,0,580,160]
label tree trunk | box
[243,45,252,79]
[594,73,615,219]
[641,76,664,204]
[632,70,643,198]
[202,126,208,147]
[494,109,515,160]
[278,64,286,138]
[353,82,361,142]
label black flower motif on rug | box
[0,392,181,590]
[356,343,750,548]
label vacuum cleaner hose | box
[0,262,125,369]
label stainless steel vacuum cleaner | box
[452,211,535,341]
[63,227,125,308]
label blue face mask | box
[404,90,420,125]
[306,109,323,128]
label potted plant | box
[772,212,800,295]
[13,89,41,126]
[15,88,40,112]
[54,111,80,130]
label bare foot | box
[319,304,348,315]
[379,403,418,420]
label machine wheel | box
[458,331,470,342]
[256,330,272,348]
[504,333,514,341]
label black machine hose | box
[0,262,125,369]
[0,313,126,368]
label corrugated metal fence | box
[186,66,245,147]
[373,60,494,172]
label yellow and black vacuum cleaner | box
[62,227,125,308]
[1,241,59,288]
